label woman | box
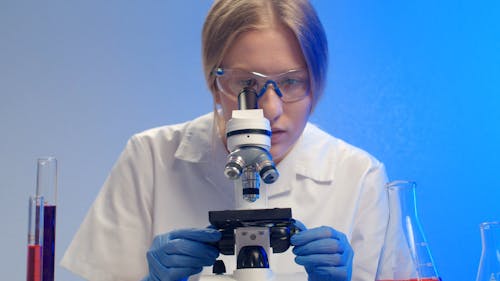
[61,1,389,281]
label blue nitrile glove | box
[290,222,354,281]
[143,228,221,281]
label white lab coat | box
[61,112,389,281]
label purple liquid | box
[42,205,56,281]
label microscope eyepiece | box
[238,87,258,110]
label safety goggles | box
[214,68,310,103]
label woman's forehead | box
[221,26,306,74]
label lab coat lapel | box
[174,113,234,204]
[267,123,336,198]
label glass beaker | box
[376,180,441,281]
[475,221,500,281]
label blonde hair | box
[202,0,328,111]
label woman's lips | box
[271,129,286,144]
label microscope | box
[206,87,300,281]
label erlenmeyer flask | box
[475,221,500,281]
[376,180,441,281]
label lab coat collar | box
[291,123,336,183]
[174,113,335,186]
[266,123,335,197]
[174,113,226,163]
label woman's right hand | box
[143,228,221,281]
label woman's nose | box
[258,85,283,122]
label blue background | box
[1,1,499,280]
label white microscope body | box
[205,88,299,281]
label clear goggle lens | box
[214,68,309,103]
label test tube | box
[27,195,44,281]
[36,157,57,281]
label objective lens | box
[224,155,245,180]
[224,164,242,180]
[242,167,260,202]
[243,188,259,202]
[259,166,279,184]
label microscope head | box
[224,88,279,203]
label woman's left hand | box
[291,224,353,281]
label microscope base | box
[200,268,273,281]
[200,271,307,281]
